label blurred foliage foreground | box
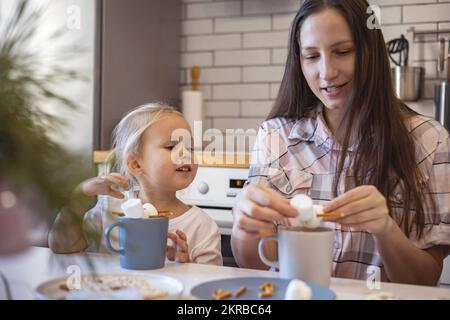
[0,0,94,252]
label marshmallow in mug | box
[121,198,145,218]
[290,194,323,229]
[143,203,158,216]
[120,198,160,218]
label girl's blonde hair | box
[106,102,183,187]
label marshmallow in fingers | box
[290,194,323,229]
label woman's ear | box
[126,154,143,175]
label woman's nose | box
[319,56,338,81]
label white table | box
[1,247,449,300]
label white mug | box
[258,226,335,287]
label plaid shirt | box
[247,106,450,281]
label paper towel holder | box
[191,66,200,91]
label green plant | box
[0,0,94,224]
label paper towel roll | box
[182,90,203,129]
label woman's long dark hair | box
[268,0,435,238]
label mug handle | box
[103,221,125,255]
[258,236,279,269]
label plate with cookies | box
[35,272,183,300]
[190,277,336,300]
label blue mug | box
[104,217,169,270]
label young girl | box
[231,0,450,285]
[49,103,223,266]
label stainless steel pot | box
[391,66,424,101]
[435,82,450,130]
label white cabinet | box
[95,0,180,150]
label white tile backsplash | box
[181,19,213,36]
[189,67,241,84]
[180,0,450,132]
[181,52,213,68]
[213,84,270,100]
[243,0,301,15]
[205,101,240,117]
[403,3,450,23]
[380,6,402,25]
[243,31,289,48]
[272,48,288,64]
[241,100,274,117]
[273,13,296,30]
[186,1,241,19]
[243,66,284,83]
[413,60,438,79]
[215,16,271,33]
[186,34,241,51]
[215,49,271,66]
[212,117,264,131]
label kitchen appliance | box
[177,165,249,267]
[388,34,424,102]
[182,66,203,130]
[435,39,450,131]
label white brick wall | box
[215,49,271,66]
[180,0,450,133]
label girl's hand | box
[233,184,298,240]
[166,229,190,263]
[80,173,129,199]
[322,185,392,235]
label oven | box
[176,165,249,267]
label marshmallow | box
[290,195,323,229]
[121,198,145,218]
[290,194,314,222]
[301,205,323,229]
[284,279,312,300]
[143,203,158,216]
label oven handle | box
[197,205,233,211]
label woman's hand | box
[79,173,129,199]
[322,185,392,235]
[233,184,298,240]
[166,229,190,263]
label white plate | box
[35,272,184,300]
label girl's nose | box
[319,56,338,81]
[177,144,192,163]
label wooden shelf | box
[407,27,450,36]
[93,150,251,169]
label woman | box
[231,0,450,285]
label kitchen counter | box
[1,247,449,300]
[406,99,435,118]
[93,151,251,169]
